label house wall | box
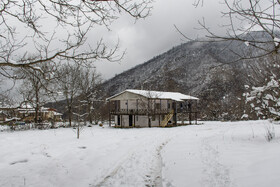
[111,92,144,101]
[110,91,173,111]
[119,99,147,110]
[116,98,170,111]
[110,91,179,128]
[115,115,148,127]
[114,114,172,128]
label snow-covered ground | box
[1,120,280,187]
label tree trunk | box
[88,101,93,124]
[68,111,72,127]
[35,86,40,123]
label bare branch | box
[0,0,153,77]
[178,0,280,63]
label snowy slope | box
[100,32,275,120]
[1,121,280,187]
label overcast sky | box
[1,0,230,96]
[92,0,228,80]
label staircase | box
[160,110,174,127]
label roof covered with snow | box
[107,89,198,102]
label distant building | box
[107,89,199,128]
[16,104,63,122]
[0,111,7,122]
[0,106,17,123]
[0,103,62,123]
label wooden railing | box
[110,109,172,115]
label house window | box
[152,115,156,121]
[168,103,171,109]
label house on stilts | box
[106,89,199,128]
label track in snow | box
[93,139,169,187]
[200,129,233,187]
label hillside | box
[101,31,274,120]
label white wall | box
[111,91,172,111]
[114,114,171,128]
[119,99,170,111]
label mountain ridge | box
[101,31,273,120]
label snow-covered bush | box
[243,74,280,120]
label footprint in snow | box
[78,146,87,149]
[10,159,28,165]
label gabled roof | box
[107,89,199,102]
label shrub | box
[265,123,275,142]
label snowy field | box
[1,120,280,187]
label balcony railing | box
[110,109,172,115]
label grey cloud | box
[93,0,229,79]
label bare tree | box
[242,57,280,120]
[78,67,102,124]
[0,77,13,107]
[18,64,56,123]
[56,62,82,127]
[173,0,280,120]
[0,92,13,108]
[0,0,153,78]
[179,0,280,61]
[73,100,87,139]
